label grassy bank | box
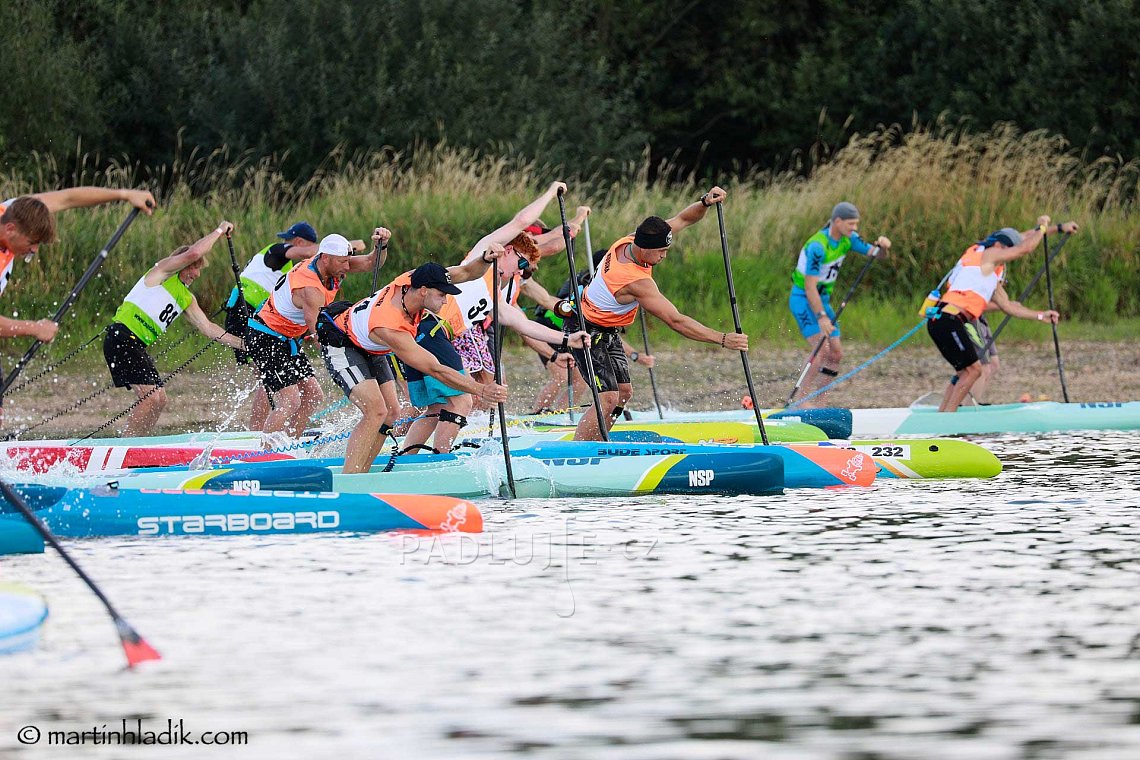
[2,123,1137,370]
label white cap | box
[318,233,353,257]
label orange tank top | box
[258,257,342,337]
[580,235,653,327]
[940,245,1006,320]
[337,271,421,354]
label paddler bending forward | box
[927,216,1078,412]
[103,221,245,435]
[318,250,511,474]
[568,186,748,441]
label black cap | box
[410,262,461,295]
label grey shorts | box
[321,340,395,397]
[969,314,998,365]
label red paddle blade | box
[116,620,162,667]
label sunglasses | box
[517,255,532,271]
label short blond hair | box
[1,196,56,244]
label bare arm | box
[497,301,589,347]
[519,277,559,311]
[463,181,568,259]
[627,278,746,349]
[293,286,327,338]
[448,242,504,283]
[285,243,319,261]
[990,283,1060,323]
[0,315,57,342]
[33,187,156,215]
[665,186,726,234]
[182,298,243,348]
[535,205,590,257]
[144,221,233,286]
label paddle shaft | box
[370,238,386,292]
[583,215,596,276]
[491,257,517,497]
[715,202,769,444]
[557,190,609,441]
[638,309,665,419]
[981,233,1071,353]
[0,478,159,666]
[1,207,142,394]
[786,247,880,405]
[1042,232,1071,401]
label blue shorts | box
[408,374,466,408]
[789,289,840,340]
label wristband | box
[1037,312,1044,320]
[700,193,712,207]
[720,332,727,348]
[216,226,226,235]
[629,351,639,362]
[1038,224,1048,232]
[816,310,828,319]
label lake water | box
[2,431,1139,759]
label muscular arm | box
[33,187,155,214]
[519,277,559,311]
[285,243,319,261]
[497,301,588,346]
[534,205,589,257]
[626,279,724,344]
[448,256,494,284]
[183,298,243,348]
[990,283,1056,321]
[0,315,56,341]
[380,328,485,396]
[294,286,327,337]
[463,181,567,260]
[665,186,724,234]
[144,224,228,286]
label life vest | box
[580,235,652,328]
[940,245,1006,320]
[239,243,295,307]
[791,226,861,294]
[257,256,342,338]
[337,271,421,355]
[112,272,194,346]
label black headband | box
[633,227,673,250]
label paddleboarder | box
[928,217,1078,412]
[102,221,245,435]
[567,187,744,441]
[223,221,323,429]
[317,253,511,472]
[246,231,379,440]
[788,201,891,407]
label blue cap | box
[277,221,318,243]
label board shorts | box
[245,316,314,394]
[401,313,467,408]
[452,323,495,375]
[316,305,396,398]
[970,314,997,365]
[566,317,629,394]
[789,289,840,340]
[927,305,980,372]
[103,322,161,388]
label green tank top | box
[791,228,855,294]
[112,273,194,346]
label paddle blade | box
[116,619,162,667]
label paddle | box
[638,310,665,419]
[370,229,387,291]
[583,214,596,276]
[0,478,161,668]
[557,189,609,441]
[491,256,517,497]
[1042,231,1070,402]
[1,206,144,396]
[786,246,880,405]
[714,200,769,445]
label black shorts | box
[224,301,252,364]
[928,310,980,372]
[103,323,161,388]
[319,338,395,397]
[567,318,629,393]
[245,323,314,394]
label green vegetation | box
[2,123,1137,373]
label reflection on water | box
[2,432,1140,759]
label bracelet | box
[481,250,492,263]
[817,310,828,318]
[215,226,225,235]
[629,351,639,362]
[1038,224,1048,232]
[720,332,727,347]
[700,193,712,207]
[1037,312,1044,320]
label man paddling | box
[247,232,379,440]
[319,256,509,473]
[928,217,1078,412]
[788,201,891,407]
[103,222,245,435]
[223,221,321,429]
[0,186,156,424]
[568,187,745,441]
